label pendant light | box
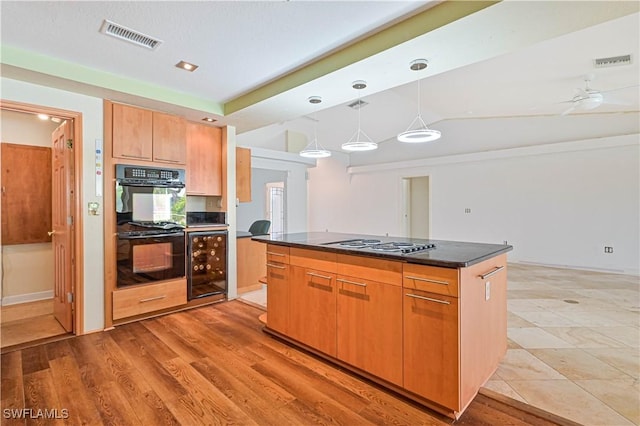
[397,59,441,143]
[299,96,331,159]
[342,80,377,151]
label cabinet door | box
[236,147,251,202]
[112,103,152,161]
[153,111,186,165]
[288,265,336,356]
[266,261,289,334]
[403,288,460,411]
[186,122,222,195]
[336,276,402,386]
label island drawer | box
[403,264,459,297]
[290,247,337,272]
[266,244,290,264]
[336,254,402,286]
[113,278,187,320]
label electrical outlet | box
[485,281,491,301]
[604,246,614,253]
[464,208,472,214]
[503,240,508,245]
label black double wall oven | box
[115,165,186,287]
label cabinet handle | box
[139,295,166,303]
[307,272,332,280]
[266,251,286,257]
[405,293,450,305]
[405,276,449,286]
[189,191,206,195]
[266,263,285,269]
[337,278,367,288]
[478,265,504,280]
[121,153,148,159]
[156,158,181,163]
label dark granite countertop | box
[237,231,253,238]
[252,232,512,268]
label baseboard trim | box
[1,291,54,306]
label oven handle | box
[117,180,185,189]
[117,232,185,240]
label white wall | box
[1,77,105,331]
[236,168,287,232]
[308,135,640,274]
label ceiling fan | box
[558,74,636,116]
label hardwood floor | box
[1,300,69,349]
[1,301,574,425]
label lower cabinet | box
[266,261,289,334]
[112,278,187,320]
[403,288,460,410]
[289,265,337,357]
[336,276,403,386]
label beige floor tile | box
[495,349,566,380]
[508,289,583,300]
[507,327,574,349]
[514,310,579,327]
[482,380,527,403]
[507,299,546,312]
[531,297,620,312]
[589,326,640,348]
[574,378,640,425]
[542,327,630,349]
[507,311,536,328]
[507,379,635,426]
[528,348,630,380]
[556,310,628,327]
[584,347,640,379]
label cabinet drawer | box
[266,244,290,264]
[403,263,459,297]
[113,279,187,320]
[337,254,402,286]
[290,247,336,272]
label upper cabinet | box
[112,103,186,165]
[186,122,222,196]
[236,147,251,202]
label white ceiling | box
[1,1,638,165]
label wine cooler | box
[187,231,227,300]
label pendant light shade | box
[342,80,377,152]
[300,96,331,158]
[397,59,441,144]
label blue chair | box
[248,220,271,236]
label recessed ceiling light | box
[176,61,199,72]
[37,114,49,120]
[201,117,217,122]
[308,96,322,104]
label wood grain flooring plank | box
[190,355,298,425]
[0,351,25,426]
[47,355,102,425]
[43,340,74,362]
[125,321,180,363]
[142,317,209,363]
[163,357,258,425]
[20,345,48,376]
[22,369,65,425]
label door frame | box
[401,175,431,239]
[0,99,85,335]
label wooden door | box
[153,112,186,164]
[266,262,289,334]
[186,122,222,195]
[236,147,251,202]
[336,277,403,385]
[403,288,459,410]
[288,265,336,356]
[51,120,74,332]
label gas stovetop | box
[330,239,435,254]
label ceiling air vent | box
[594,54,632,68]
[347,99,368,109]
[99,19,163,50]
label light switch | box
[485,281,491,301]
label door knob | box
[48,230,56,236]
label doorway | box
[402,176,430,239]
[265,181,285,236]
[0,101,84,350]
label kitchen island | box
[253,232,513,419]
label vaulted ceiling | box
[1,1,638,165]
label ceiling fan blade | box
[600,84,640,94]
[602,95,632,106]
[560,104,576,116]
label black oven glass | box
[117,232,186,287]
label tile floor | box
[242,263,639,426]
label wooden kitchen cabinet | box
[288,248,337,356]
[153,112,186,165]
[265,244,290,334]
[112,103,153,161]
[403,288,460,410]
[111,103,186,165]
[236,147,251,202]
[112,278,187,320]
[186,122,222,195]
